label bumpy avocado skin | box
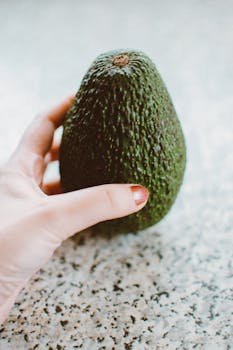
[59,49,186,234]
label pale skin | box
[0,96,149,324]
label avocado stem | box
[112,54,129,67]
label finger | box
[46,139,60,163]
[45,184,149,241]
[43,140,60,168]
[9,96,74,183]
[42,179,63,195]
[41,140,61,189]
[17,95,74,157]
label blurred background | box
[0,0,232,347]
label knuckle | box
[101,186,130,219]
[101,185,137,219]
[103,188,116,211]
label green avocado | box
[59,49,186,233]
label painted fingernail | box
[131,185,149,205]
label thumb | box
[45,184,149,241]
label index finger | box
[17,95,74,157]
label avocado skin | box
[59,49,186,234]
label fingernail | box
[131,185,149,205]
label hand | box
[0,96,149,324]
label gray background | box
[0,0,232,349]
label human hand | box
[0,96,149,324]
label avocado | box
[59,49,186,233]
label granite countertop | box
[0,1,232,349]
[0,210,232,349]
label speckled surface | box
[0,1,233,349]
